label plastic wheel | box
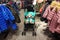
[22,32,26,36]
[32,32,37,36]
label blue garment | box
[0,5,17,32]
[0,5,9,20]
[7,20,17,30]
[0,7,8,32]
[2,5,17,30]
[10,22,17,30]
[0,5,15,21]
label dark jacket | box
[6,4,21,23]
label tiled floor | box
[5,9,54,40]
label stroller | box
[22,5,36,36]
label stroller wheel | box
[34,25,36,28]
[32,32,37,36]
[22,32,26,36]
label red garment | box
[43,6,60,33]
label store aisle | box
[6,9,51,40]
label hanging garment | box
[35,1,45,12]
[8,1,20,14]
[8,20,17,30]
[0,5,15,21]
[0,5,17,31]
[12,2,20,11]
[43,5,60,33]
[3,5,17,30]
[11,2,20,14]
[43,6,56,33]
[6,4,21,23]
[55,10,60,34]
[40,1,52,16]
[0,9,8,32]
[40,0,52,22]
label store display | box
[0,0,60,40]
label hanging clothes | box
[1,5,17,30]
[12,2,20,11]
[0,4,18,33]
[40,0,52,16]
[35,0,45,12]
[8,1,20,14]
[40,0,53,23]
[0,9,8,32]
[43,5,60,34]
[6,4,21,23]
